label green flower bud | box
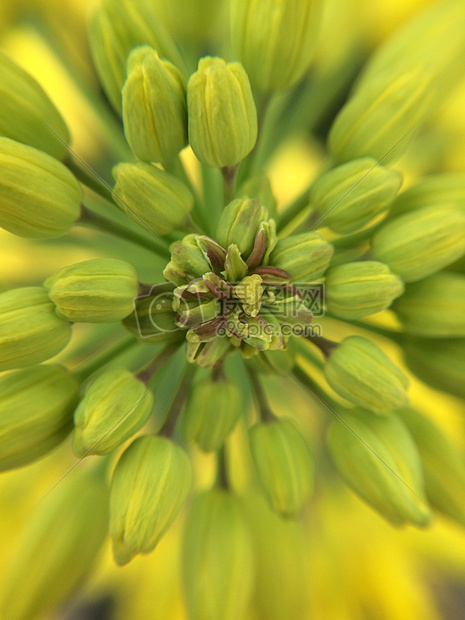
[110,435,191,565]
[324,336,409,414]
[163,234,213,285]
[1,467,109,620]
[328,66,432,164]
[249,418,314,518]
[0,287,72,372]
[122,46,187,164]
[401,407,465,528]
[215,197,269,258]
[403,338,465,400]
[183,377,241,452]
[229,0,321,91]
[0,137,81,238]
[326,408,432,527]
[44,258,138,323]
[73,368,153,457]
[123,283,183,344]
[325,261,404,320]
[0,365,79,471]
[247,348,295,376]
[182,489,254,620]
[371,205,465,283]
[186,336,231,369]
[393,272,465,337]
[89,0,186,112]
[187,57,257,168]
[113,162,193,236]
[0,51,70,160]
[270,232,334,281]
[309,158,402,234]
[389,172,465,218]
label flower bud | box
[182,377,241,452]
[401,407,465,528]
[123,284,183,343]
[113,162,193,236]
[45,258,138,323]
[0,51,70,160]
[329,67,432,164]
[247,348,295,376]
[389,172,465,218]
[249,418,314,518]
[110,435,191,565]
[89,0,186,112]
[403,338,465,400]
[1,466,109,620]
[326,408,432,527]
[229,0,321,91]
[0,137,81,238]
[270,232,334,281]
[187,57,257,168]
[122,46,187,164]
[73,368,153,457]
[182,489,254,620]
[393,272,465,337]
[163,235,213,286]
[0,365,79,471]
[371,205,465,283]
[0,287,72,372]
[309,157,402,234]
[215,197,269,258]
[324,336,409,414]
[325,261,404,320]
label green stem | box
[201,164,223,235]
[78,205,170,259]
[336,317,403,344]
[165,156,208,231]
[216,445,229,490]
[66,156,114,202]
[73,335,139,382]
[247,368,275,423]
[159,364,197,438]
[136,343,181,385]
[221,164,239,205]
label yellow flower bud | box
[113,162,193,235]
[183,377,241,452]
[182,489,254,620]
[393,272,465,337]
[0,137,81,239]
[73,368,153,457]
[324,336,409,414]
[325,261,404,320]
[110,435,191,565]
[329,66,432,164]
[45,258,138,323]
[309,157,402,234]
[89,0,186,112]
[249,418,314,517]
[0,51,70,160]
[122,46,187,164]
[229,0,321,91]
[187,57,257,168]
[327,408,432,527]
[401,407,465,528]
[0,287,72,372]
[270,232,334,281]
[0,365,79,471]
[371,205,465,283]
[2,466,109,620]
[403,338,465,400]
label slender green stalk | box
[66,156,115,202]
[73,335,139,382]
[136,344,181,385]
[222,164,239,205]
[247,367,275,423]
[159,364,197,437]
[292,364,340,411]
[216,445,229,490]
[78,205,170,259]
